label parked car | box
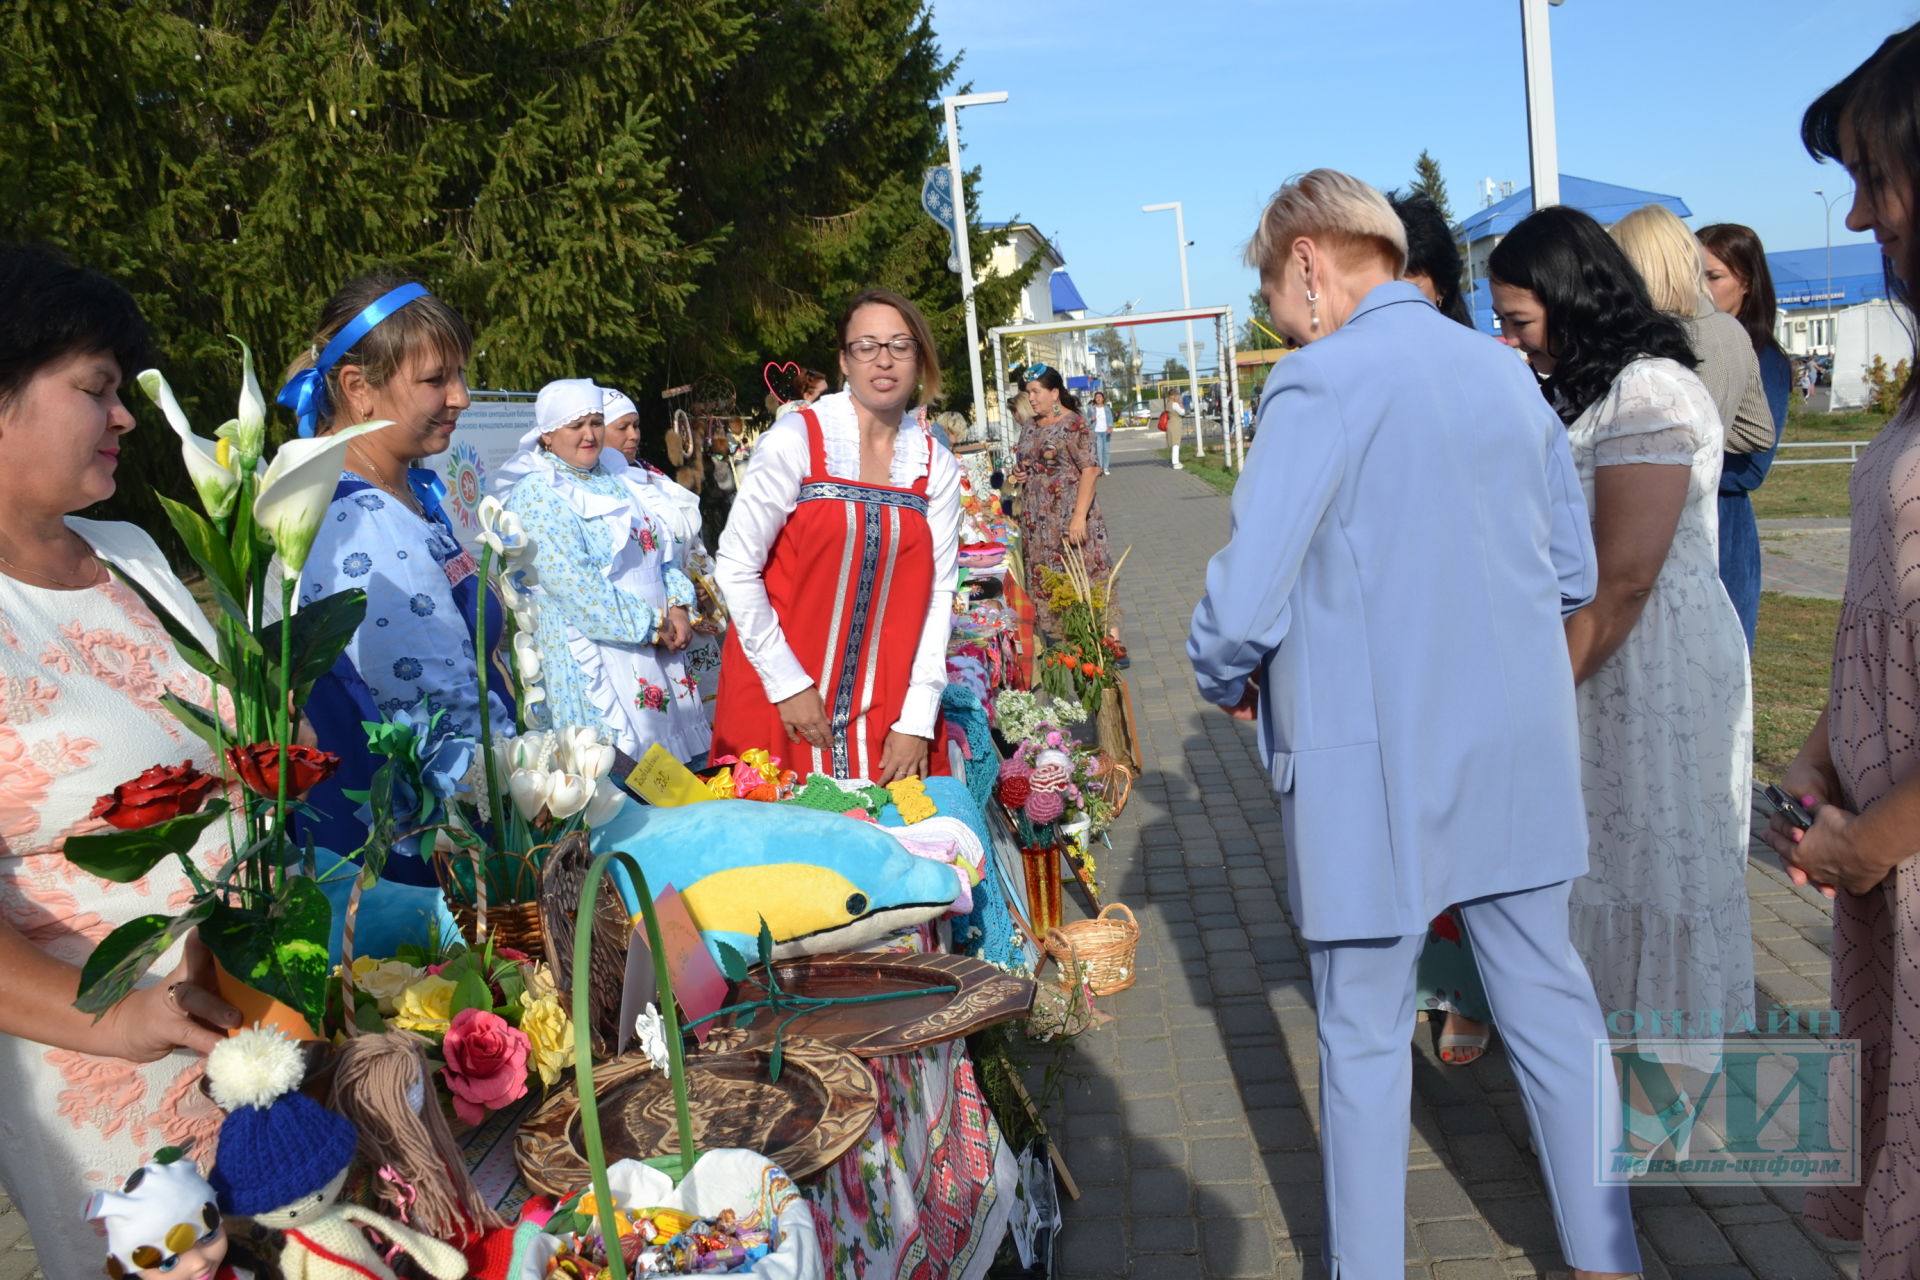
[1119,400,1154,428]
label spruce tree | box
[1411,149,1454,225]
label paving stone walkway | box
[1759,518,1850,600]
[1048,428,1863,1279]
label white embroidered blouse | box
[715,392,961,738]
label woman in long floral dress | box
[1009,364,1111,642]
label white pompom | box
[205,1026,304,1111]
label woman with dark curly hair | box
[1490,207,1754,1075]
[1008,362,1113,642]
[1760,22,1920,1276]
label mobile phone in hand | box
[1762,783,1814,830]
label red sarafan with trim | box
[711,407,948,782]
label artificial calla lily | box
[582,777,625,828]
[510,730,554,773]
[138,368,243,519]
[230,336,268,467]
[544,771,592,820]
[253,419,390,570]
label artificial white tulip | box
[544,772,592,820]
[507,768,554,821]
[582,777,625,828]
[513,632,542,683]
[510,730,555,773]
[253,419,390,570]
[230,336,267,467]
[555,727,613,781]
[139,368,243,519]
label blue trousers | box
[1306,880,1640,1277]
[1093,431,1111,471]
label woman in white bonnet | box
[495,379,710,764]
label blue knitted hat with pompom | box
[204,1027,358,1217]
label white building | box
[1768,243,1913,410]
[980,220,1093,386]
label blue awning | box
[1455,175,1692,243]
[1050,269,1088,315]
[1767,243,1891,309]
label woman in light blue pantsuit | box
[1187,170,1638,1280]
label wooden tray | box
[722,952,1036,1058]
[515,1038,878,1190]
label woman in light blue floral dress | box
[286,276,511,885]
[498,380,710,765]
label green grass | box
[1751,405,1893,521]
[1752,591,1842,778]
[1158,446,1238,496]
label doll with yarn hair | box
[326,1030,514,1274]
[205,1027,467,1280]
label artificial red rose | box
[1430,911,1461,944]
[998,776,1032,808]
[88,761,221,830]
[223,742,340,800]
[441,1007,531,1125]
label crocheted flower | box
[442,1007,531,1125]
[1025,788,1064,824]
[997,775,1032,808]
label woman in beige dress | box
[1765,23,1920,1279]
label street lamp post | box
[942,90,1009,449]
[1815,188,1848,377]
[1143,201,1203,470]
[1520,0,1562,210]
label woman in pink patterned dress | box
[0,246,240,1278]
[1764,24,1920,1279]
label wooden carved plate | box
[515,1038,878,1191]
[722,952,1036,1058]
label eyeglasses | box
[844,337,920,362]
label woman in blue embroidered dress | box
[497,380,709,765]
[278,275,511,884]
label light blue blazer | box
[1188,283,1597,942]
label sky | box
[926,0,1917,371]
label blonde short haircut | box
[1609,204,1710,316]
[1245,169,1408,278]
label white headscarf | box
[491,379,607,498]
[601,386,638,422]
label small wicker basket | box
[1043,902,1139,995]
[450,899,545,959]
[1026,927,1098,1040]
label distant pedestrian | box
[1190,168,1638,1280]
[1088,389,1113,473]
[1698,221,1793,649]
[1764,23,1920,1280]
[1163,389,1184,454]
[1008,362,1113,643]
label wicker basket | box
[1026,927,1098,1040]
[1043,903,1139,995]
[450,899,545,959]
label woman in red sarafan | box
[711,288,961,785]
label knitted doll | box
[325,1031,512,1278]
[206,1027,469,1280]
[87,1149,252,1280]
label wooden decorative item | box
[721,952,1035,1057]
[515,1039,878,1189]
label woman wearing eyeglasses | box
[1008,363,1113,643]
[711,289,960,784]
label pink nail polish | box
[1792,830,1803,843]
[1801,796,1817,808]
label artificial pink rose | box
[441,1007,531,1124]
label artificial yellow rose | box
[520,995,576,1086]
[391,974,457,1034]
[345,957,425,1016]
[523,963,560,1003]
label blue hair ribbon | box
[275,282,431,437]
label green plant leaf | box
[158,494,246,621]
[200,878,331,1031]
[159,693,227,754]
[74,902,215,1015]
[105,565,232,678]
[714,941,749,985]
[768,1036,783,1084]
[353,992,389,1033]
[260,588,368,706]
[63,800,230,882]
[756,918,774,968]
[450,966,492,1018]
